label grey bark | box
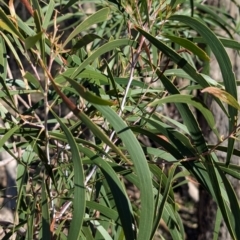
[198,0,240,239]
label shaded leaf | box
[51,110,85,240]
[170,15,237,166]
[25,32,43,50]
[165,34,210,61]
[64,76,114,106]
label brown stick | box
[20,0,34,16]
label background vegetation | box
[0,0,239,239]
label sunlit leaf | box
[0,8,24,40]
[202,87,240,111]
[165,34,210,61]
[63,8,110,48]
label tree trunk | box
[198,1,240,239]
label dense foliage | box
[0,0,239,239]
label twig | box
[20,0,33,16]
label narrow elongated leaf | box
[170,15,237,165]
[1,32,24,71]
[64,76,114,105]
[157,113,190,134]
[149,165,175,206]
[63,8,110,48]
[79,146,135,240]
[151,164,179,239]
[157,194,184,240]
[140,0,150,25]
[62,0,82,11]
[56,68,146,88]
[0,36,16,107]
[219,166,240,179]
[131,126,183,160]
[70,39,136,79]
[32,0,43,20]
[90,219,112,240]
[0,125,20,148]
[147,147,176,162]
[205,154,237,239]
[0,36,6,81]
[215,162,240,239]
[51,110,85,240]
[103,59,121,106]
[41,179,51,239]
[0,89,41,98]
[213,209,222,240]
[42,0,54,30]
[195,4,235,33]
[72,34,102,51]
[164,69,224,88]
[202,87,240,110]
[86,201,120,224]
[192,37,240,50]
[79,111,132,164]
[143,117,196,156]
[0,8,24,40]
[25,32,43,50]
[33,11,45,62]
[27,194,37,239]
[150,94,219,139]
[165,35,210,61]
[24,72,44,92]
[93,105,154,240]
[136,26,210,88]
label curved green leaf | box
[64,76,114,106]
[150,94,219,139]
[41,179,51,239]
[63,8,110,48]
[42,0,54,30]
[170,15,237,166]
[0,35,7,81]
[72,33,102,51]
[202,87,240,111]
[25,32,43,50]
[70,39,136,79]
[0,8,24,40]
[80,146,135,240]
[165,34,210,61]
[131,126,183,160]
[151,163,184,240]
[51,110,85,240]
[191,37,240,50]
[93,104,154,240]
[136,26,210,88]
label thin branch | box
[20,0,33,16]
